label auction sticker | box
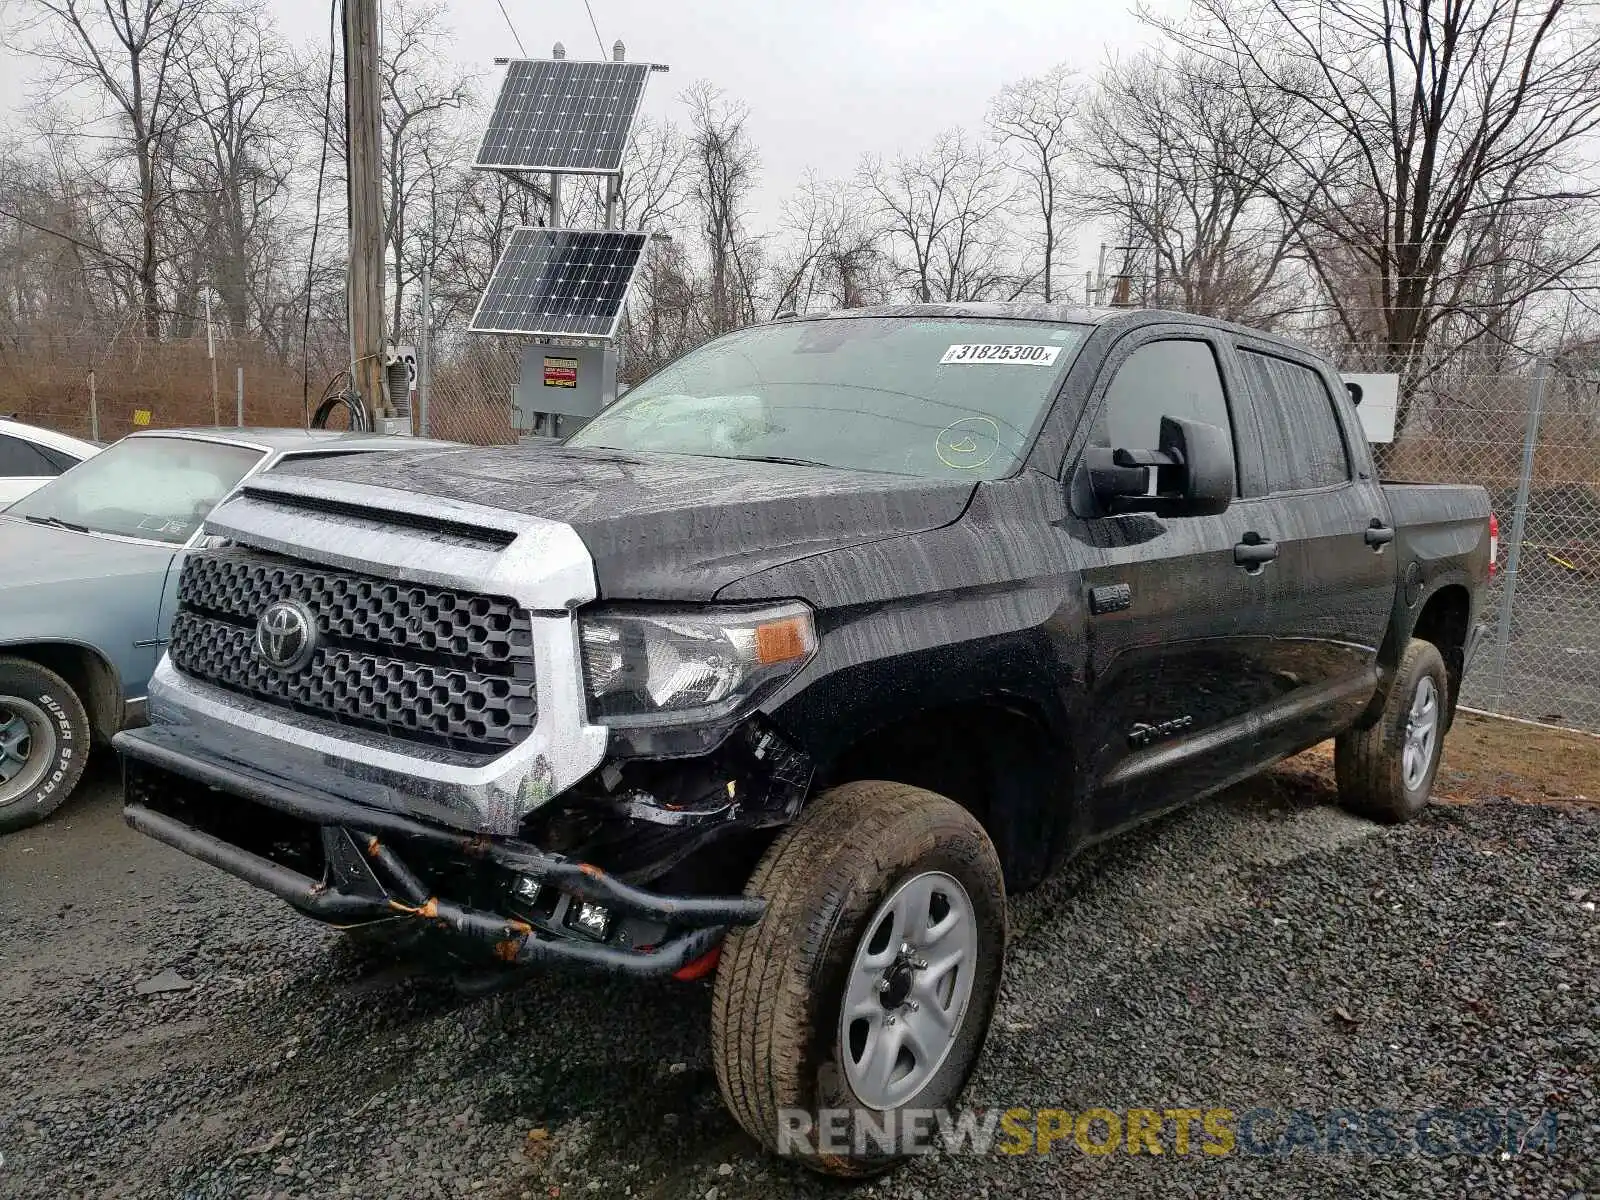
[940,344,1060,366]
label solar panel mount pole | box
[549,39,565,229]
[344,0,388,421]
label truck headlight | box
[578,602,817,726]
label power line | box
[0,205,137,272]
[301,0,340,428]
[494,0,526,55]
[582,0,606,57]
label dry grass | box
[0,337,328,440]
[1283,710,1599,809]
[1383,429,1600,492]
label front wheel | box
[0,657,91,835]
[710,780,1006,1177]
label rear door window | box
[34,444,81,473]
[0,434,55,476]
[1239,351,1350,491]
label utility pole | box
[344,0,388,421]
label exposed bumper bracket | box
[118,727,765,977]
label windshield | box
[568,317,1089,479]
[6,435,264,544]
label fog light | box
[573,900,612,940]
[511,874,541,903]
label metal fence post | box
[88,369,99,441]
[1491,359,1549,706]
[418,266,432,438]
[206,291,220,427]
[236,366,244,427]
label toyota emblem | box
[255,600,317,672]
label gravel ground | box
[1,733,1596,1200]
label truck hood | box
[272,444,976,600]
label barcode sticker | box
[940,344,1061,366]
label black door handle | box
[1234,534,1279,570]
[1365,522,1396,548]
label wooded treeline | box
[2,0,1598,436]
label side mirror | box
[1081,416,1234,517]
[1346,381,1364,407]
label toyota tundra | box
[116,305,1492,1173]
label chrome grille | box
[170,547,535,753]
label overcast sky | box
[1,0,1180,273]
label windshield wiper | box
[725,454,835,469]
[22,514,91,534]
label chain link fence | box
[0,329,335,439]
[418,330,523,445]
[1380,354,1600,734]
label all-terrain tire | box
[1335,638,1450,823]
[710,780,1006,1177]
[0,656,91,835]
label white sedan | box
[0,418,101,506]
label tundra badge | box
[1129,716,1194,748]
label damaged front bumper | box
[116,724,771,976]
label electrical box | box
[385,343,418,420]
[513,343,617,437]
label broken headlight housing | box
[578,602,817,727]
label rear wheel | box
[1336,638,1449,823]
[710,780,1006,1176]
[0,657,91,835]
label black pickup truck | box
[118,305,1492,1172]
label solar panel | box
[475,59,651,174]
[469,228,648,338]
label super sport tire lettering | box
[0,656,92,834]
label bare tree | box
[767,171,841,316]
[168,2,298,339]
[1158,0,1600,424]
[619,234,707,381]
[766,171,886,315]
[861,127,1028,303]
[989,63,1080,303]
[1078,49,1306,323]
[12,0,212,337]
[0,121,129,335]
[618,116,694,233]
[684,81,762,335]
[378,0,474,336]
